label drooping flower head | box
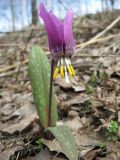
[39,3,76,81]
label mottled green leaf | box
[46,125,78,160]
[28,46,58,128]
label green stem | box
[48,59,54,127]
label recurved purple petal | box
[49,12,64,43]
[64,10,76,56]
[39,3,64,60]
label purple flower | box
[39,3,76,81]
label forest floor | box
[0,10,120,160]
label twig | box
[77,16,120,49]
[76,33,120,48]
[0,66,28,78]
[74,54,120,58]
[90,16,120,40]
[0,59,28,73]
[15,151,20,160]
[1,32,115,48]
[0,32,119,74]
[0,44,23,47]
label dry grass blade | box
[77,15,120,49]
[76,33,120,49]
[0,59,28,73]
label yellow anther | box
[67,66,73,76]
[53,67,59,79]
[60,65,64,78]
[70,65,75,76]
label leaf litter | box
[0,11,120,159]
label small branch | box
[0,32,119,74]
[0,66,28,78]
[76,33,120,49]
[0,44,23,47]
[77,16,120,49]
[91,16,120,40]
[0,59,28,73]
[48,59,54,127]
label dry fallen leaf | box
[58,94,89,111]
[23,148,67,160]
[84,148,101,160]
[1,112,38,134]
[0,91,12,103]
[41,139,65,154]
[0,146,18,160]
[1,103,19,121]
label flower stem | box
[48,59,54,127]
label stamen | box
[66,58,75,76]
[57,59,60,67]
[66,58,71,65]
[64,57,70,66]
[53,67,59,79]
[65,57,73,77]
[70,65,75,76]
[53,57,75,80]
[60,58,64,65]
[60,65,64,78]
[67,66,72,76]
[64,66,70,83]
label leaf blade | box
[28,46,58,128]
[46,125,78,160]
